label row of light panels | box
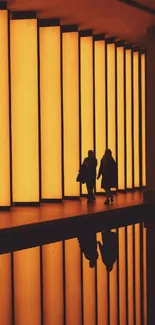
[0,9,146,206]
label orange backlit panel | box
[109,230,118,325]
[117,47,125,190]
[40,26,62,199]
[0,10,11,206]
[133,52,140,187]
[42,242,63,325]
[0,254,12,325]
[10,19,39,202]
[80,36,94,194]
[94,40,106,193]
[65,238,81,325]
[97,232,108,325]
[107,43,116,159]
[134,223,141,325]
[118,227,126,325]
[62,32,80,197]
[141,54,146,187]
[83,249,96,325]
[126,50,133,189]
[13,247,41,325]
[127,225,134,325]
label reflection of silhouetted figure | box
[78,232,98,268]
[98,230,118,272]
[83,150,97,204]
[97,149,117,205]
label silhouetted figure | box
[97,149,117,205]
[98,230,118,272]
[78,232,98,268]
[83,150,97,204]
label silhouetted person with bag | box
[83,150,97,204]
[98,230,118,272]
[78,232,98,268]
[97,149,117,205]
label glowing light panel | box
[40,26,62,199]
[10,18,39,202]
[107,43,116,159]
[141,54,146,187]
[14,247,41,325]
[0,254,12,325]
[62,32,80,197]
[126,50,133,189]
[43,243,63,325]
[65,239,81,325]
[0,10,11,206]
[80,36,94,194]
[94,40,106,193]
[117,47,125,189]
[133,52,140,187]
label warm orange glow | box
[40,26,62,199]
[109,230,117,325]
[143,225,147,325]
[97,233,108,325]
[135,223,141,325]
[0,254,12,325]
[118,227,126,325]
[10,19,39,202]
[94,40,106,193]
[133,52,140,187]
[0,10,10,206]
[13,247,41,325]
[83,251,96,325]
[117,47,125,190]
[62,32,80,197]
[126,50,133,189]
[65,239,81,325]
[127,225,134,325]
[80,36,94,194]
[141,54,146,187]
[107,43,116,159]
[42,243,63,325]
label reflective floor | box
[0,222,147,325]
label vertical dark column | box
[11,252,15,325]
[105,40,108,149]
[40,246,43,325]
[115,43,118,192]
[139,51,143,188]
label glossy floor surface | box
[0,191,143,230]
[0,222,147,325]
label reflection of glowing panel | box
[143,225,147,325]
[10,17,39,203]
[0,254,11,325]
[65,238,81,325]
[80,36,94,194]
[83,243,96,325]
[117,47,125,190]
[94,40,106,193]
[118,227,126,325]
[126,50,132,189]
[62,31,80,197]
[141,54,146,187]
[14,247,41,325]
[40,26,62,199]
[107,43,116,159]
[97,233,108,325]
[134,223,141,325]
[127,225,134,325]
[42,243,63,325]
[109,229,118,325]
[0,9,11,206]
[133,52,140,187]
